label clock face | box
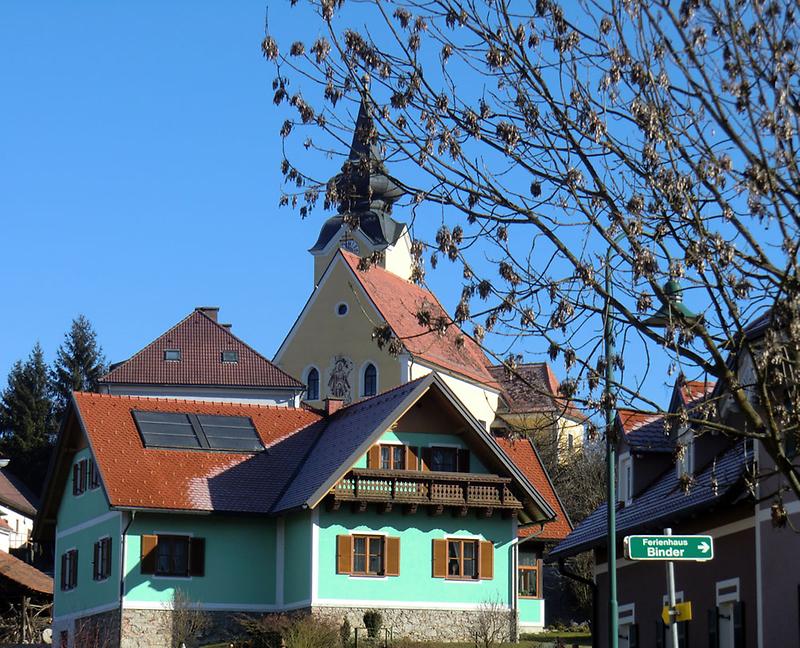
[340,238,360,254]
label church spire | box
[332,97,404,216]
[309,97,414,284]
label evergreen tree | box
[0,343,56,493]
[50,315,107,419]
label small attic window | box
[336,302,349,317]
[164,349,181,362]
[221,350,239,363]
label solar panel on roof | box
[132,411,264,453]
[196,415,263,451]
[133,411,201,449]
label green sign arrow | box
[624,535,714,561]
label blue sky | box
[1,2,687,408]
[0,2,374,379]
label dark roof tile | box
[548,440,751,559]
[101,309,302,390]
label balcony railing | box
[331,468,522,510]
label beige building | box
[273,101,583,450]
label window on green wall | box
[140,534,205,577]
[93,537,112,581]
[353,535,384,575]
[380,445,406,470]
[60,549,78,591]
[447,539,478,579]
[518,565,540,598]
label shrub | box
[472,596,508,648]
[284,616,339,648]
[235,613,292,648]
[362,610,382,639]
[170,589,211,648]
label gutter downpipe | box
[119,510,136,642]
[557,557,598,648]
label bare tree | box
[473,595,512,647]
[266,0,800,507]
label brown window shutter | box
[60,553,67,589]
[432,539,447,578]
[479,541,494,580]
[189,538,205,576]
[367,446,381,469]
[385,536,400,576]
[421,447,432,471]
[71,549,78,587]
[336,535,353,574]
[79,460,87,492]
[104,538,112,578]
[140,535,158,574]
[457,449,470,473]
[406,446,419,471]
[92,541,99,580]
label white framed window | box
[361,362,378,397]
[716,578,740,605]
[304,366,320,401]
[618,453,633,505]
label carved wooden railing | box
[332,468,522,510]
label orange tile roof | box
[494,436,571,541]
[74,392,321,512]
[341,251,499,388]
[101,309,302,389]
[617,408,661,433]
[0,551,52,595]
[680,380,716,406]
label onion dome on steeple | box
[310,98,406,254]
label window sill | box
[151,574,193,581]
[518,595,542,600]
[348,574,389,580]
[444,577,481,582]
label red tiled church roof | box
[494,436,572,541]
[101,309,303,390]
[489,362,584,422]
[75,392,320,512]
[341,251,499,389]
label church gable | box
[274,253,403,404]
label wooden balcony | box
[329,468,522,516]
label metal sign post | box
[665,528,679,647]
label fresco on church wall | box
[328,355,354,402]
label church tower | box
[309,100,414,284]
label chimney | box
[325,398,345,416]
[196,306,220,322]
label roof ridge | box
[72,390,315,412]
[193,310,303,388]
[327,375,427,419]
[100,310,197,382]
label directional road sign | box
[662,602,693,625]
[624,534,714,561]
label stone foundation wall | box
[51,607,122,648]
[312,605,517,642]
[120,608,251,648]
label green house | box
[36,373,562,647]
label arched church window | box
[363,363,377,397]
[306,367,320,400]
